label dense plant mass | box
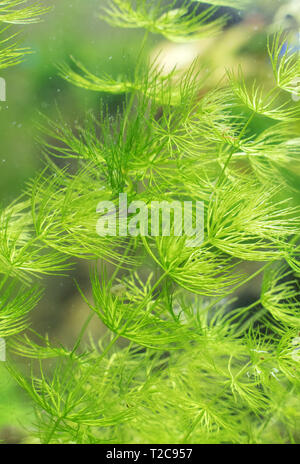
[1,0,300,444]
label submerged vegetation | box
[0,0,300,444]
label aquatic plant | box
[1,0,300,444]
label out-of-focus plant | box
[0,1,47,68]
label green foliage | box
[99,0,226,42]
[0,1,48,24]
[7,311,300,443]
[0,277,41,337]
[1,0,300,445]
[0,29,29,69]
[0,200,71,281]
[268,32,300,94]
[0,1,48,68]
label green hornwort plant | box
[1,0,300,444]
